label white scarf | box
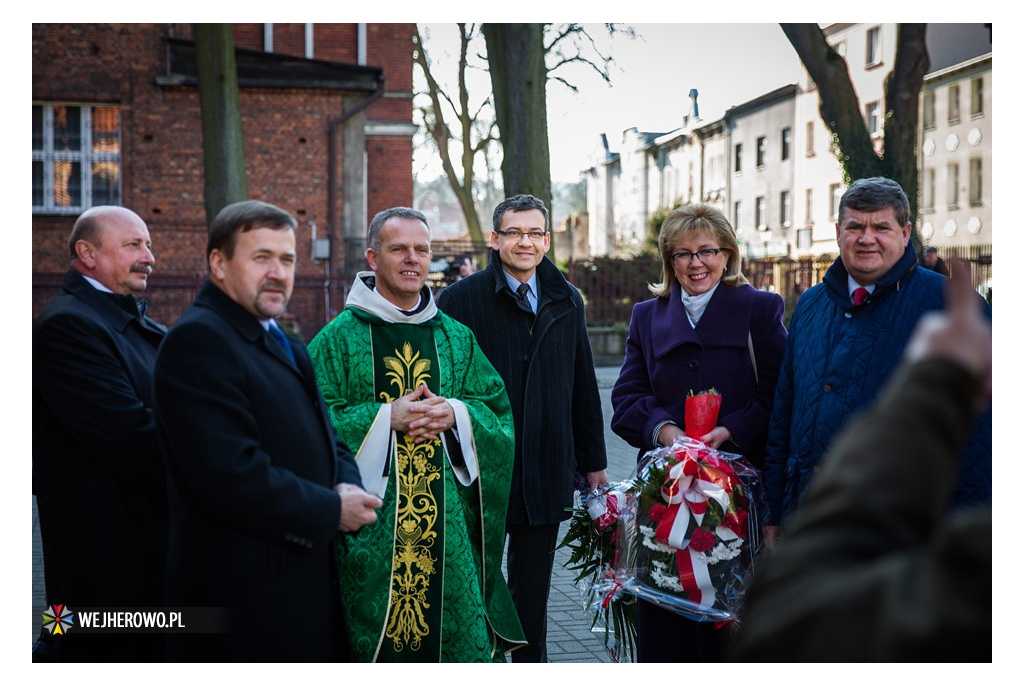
[679,282,720,327]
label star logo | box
[42,604,75,636]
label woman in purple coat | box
[611,204,787,662]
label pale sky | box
[545,23,798,182]
[416,23,799,184]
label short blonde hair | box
[649,204,748,298]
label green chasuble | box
[308,273,525,662]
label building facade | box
[32,23,416,338]
[583,23,992,285]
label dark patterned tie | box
[268,323,297,365]
[852,287,869,306]
[516,282,533,314]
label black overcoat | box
[153,281,361,662]
[438,253,607,525]
[33,270,168,660]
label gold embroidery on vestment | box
[379,342,432,402]
[384,433,441,651]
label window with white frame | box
[33,104,121,214]
[780,190,791,227]
[734,200,742,230]
[969,158,982,205]
[797,227,811,250]
[805,188,813,224]
[781,127,791,161]
[865,100,881,137]
[755,196,767,229]
[923,91,936,130]
[948,84,961,124]
[865,26,881,66]
[971,77,984,117]
[734,143,742,173]
[829,183,842,220]
[947,162,959,208]
[922,168,936,211]
[756,136,767,167]
[805,121,815,156]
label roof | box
[157,37,384,92]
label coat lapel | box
[650,283,753,359]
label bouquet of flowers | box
[614,436,767,624]
[684,388,722,439]
[558,484,638,662]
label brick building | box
[32,23,416,339]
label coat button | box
[823,384,832,392]
[688,360,698,371]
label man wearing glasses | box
[437,194,608,662]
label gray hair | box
[838,177,910,227]
[367,207,430,252]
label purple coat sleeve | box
[610,300,677,451]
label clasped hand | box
[390,384,455,443]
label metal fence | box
[565,244,993,327]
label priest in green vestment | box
[308,207,526,662]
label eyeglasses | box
[494,229,548,242]
[670,248,726,263]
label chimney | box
[689,89,700,121]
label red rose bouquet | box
[612,436,767,624]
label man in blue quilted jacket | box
[764,177,991,541]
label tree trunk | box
[781,23,929,247]
[483,23,555,258]
[196,23,248,228]
[882,24,929,251]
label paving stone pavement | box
[31,363,636,663]
[526,363,637,663]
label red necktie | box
[852,287,869,306]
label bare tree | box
[483,23,633,261]
[781,23,929,246]
[414,24,498,257]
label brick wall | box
[32,23,414,338]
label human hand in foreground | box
[586,470,609,493]
[905,260,991,409]
[657,422,685,447]
[700,426,733,449]
[336,483,383,532]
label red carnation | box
[723,509,748,538]
[649,504,667,522]
[688,528,716,553]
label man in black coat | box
[33,206,167,662]
[437,194,608,662]
[153,200,381,662]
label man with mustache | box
[308,207,526,662]
[34,206,168,661]
[153,200,381,661]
